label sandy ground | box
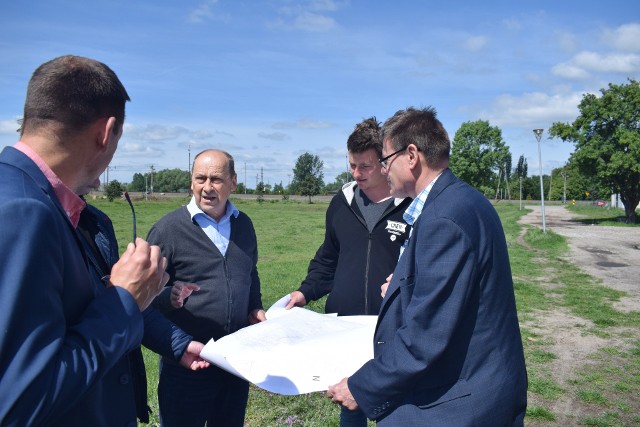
[518,204,640,425]
[520,204,640,307]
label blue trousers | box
[340,406,368,427]
[158,360,249,427]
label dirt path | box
[518,205,640,425]
[520,205,640,308]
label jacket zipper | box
[364,232,373,314]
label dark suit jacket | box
[0,147,144,426]
[349,169,527,426]
[79,203,194,426]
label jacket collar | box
[341,180,406,206]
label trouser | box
[158,360,249,427]
[340,406,368,427]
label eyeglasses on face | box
[378,146,407,168]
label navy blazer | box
[349,169,527,426]
[79,203,194,426]
[0,147,144,426]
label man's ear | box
[231,174,238,192]
[97,117,118,152]
[406,144,420,169]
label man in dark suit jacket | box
[78,201,210,425]
[0,55,169,426]
[328,107,527,426]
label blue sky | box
[1,0,639,188]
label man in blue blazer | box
[328,107,527,426]
[0,55,170,426]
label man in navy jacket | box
[78,202,209,425]
[328,107,527,426]
[0,55,169,426]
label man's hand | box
[381,273,393,298]
[327,377,358,410]
[110,238,168,311]
[248,309,267,324]
[285,291,307,309]
[179,341,210,371]
[171,281,200,308]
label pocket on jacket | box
[411,379,471,409]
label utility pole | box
[562,166,567,204]
[533,129,546,233]
[149,165,155,194]
[244,162,247,194]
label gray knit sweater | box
[148,206,263,345]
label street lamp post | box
[533,129,546,233]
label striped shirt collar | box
[403,173,442,226]
[14,141,85,228]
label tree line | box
[104,79,639,223]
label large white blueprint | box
[200,295,377,395]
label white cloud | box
[271,1,342,32]
[463,36,489,51]
[293,11,337,32]
[503,18,522,31]
[574,51,640,73]
[602,23,640,52]
[308,0,345,12]
[258,131,291,141]
[552,51,640,79]
[480,91,586,129]
[118,143,165,157]
[0,118,21,135]
[272,119,333,129]
[191,129,213,139]
[551,63,591,79]
[124,124,189,141]
[187,0,222,24]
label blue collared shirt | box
[400,173,442,256]
[187,196,239,256]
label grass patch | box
[566,204,639,226]
[526,406,556,422]
[86,196,640,425]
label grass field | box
[88,194,640,426]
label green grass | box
[87,196,640,426]
[566,203,639,226]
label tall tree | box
[549,79,640,223]
[324,171,352,193]
[104,180,124,202]
[450,120,511,196]
[290,153,324,201]
[514,155,528,203]
[152,168,190,193]
[129,173,146,192]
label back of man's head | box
[381,107,450,169]
[346,117,382,157]
[21,55,130,137]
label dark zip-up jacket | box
[298,182,411,315]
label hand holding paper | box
[200,296,376,395]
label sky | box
[1,0,639,188]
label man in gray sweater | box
[148,149,266,427]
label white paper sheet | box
[200,295,376,395]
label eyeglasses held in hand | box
[378,146,407,168]
[124,191,137,245]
